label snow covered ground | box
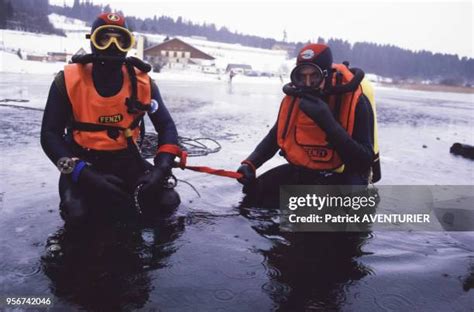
[0,28,88,57]
[0,51,64,74]
[48,13,90,32]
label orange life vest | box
[276,63,362,172]
[64,63,151,151]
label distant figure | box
[229,69,236,83]
[40,13,181,228]
[236,44,381,206]
[17,48,22,59]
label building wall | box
[146,39,212,57]
[146,51,191,64]
[144,39,216,70]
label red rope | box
[157,144,243,179]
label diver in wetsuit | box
[237,44,381,206]
[41,13,181,226]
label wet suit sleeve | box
[148,80,179,167]
[326,95,374,172]
[40,72,74,165]
[245,123,280,168]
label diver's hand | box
[299,96,335,131]
[153,151,175,169]
[237,163,256,186]
[78,166,130,202]
[135,166,167,194]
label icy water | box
[0,72,473,311]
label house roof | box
[144,38,215,60]
[73,47,87,56]
[226,63,252,70]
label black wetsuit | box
[41,63,180,224]
[243,94,375,204]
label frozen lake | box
[0,72,473,311]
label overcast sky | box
[50,0,473,58]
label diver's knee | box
[59,195,89,227]
[241,175,281,208]
[139,188,180,217]
[243,179,261,195]
[60,208,88,228]
[158,188,180,207]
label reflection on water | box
[239,205,372,311]
[42,214,185,311]
[263,232,371,311]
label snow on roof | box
[144,37,215,60]
[226,64,252,69]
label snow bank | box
[0,51,64,74]
[48,13,90,32]
[0,29,89,55]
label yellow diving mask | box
[87,25,135,53]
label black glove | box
[135,166,168,194]
[78,166,130,203]
[136,151,176,194]
[299,95,373,170]
[298,95,336,132]
[237,163,256,186]
[132,151,175,199]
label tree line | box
[301,38,474,85]
[1,0,62,35]
[50,0,115,25]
